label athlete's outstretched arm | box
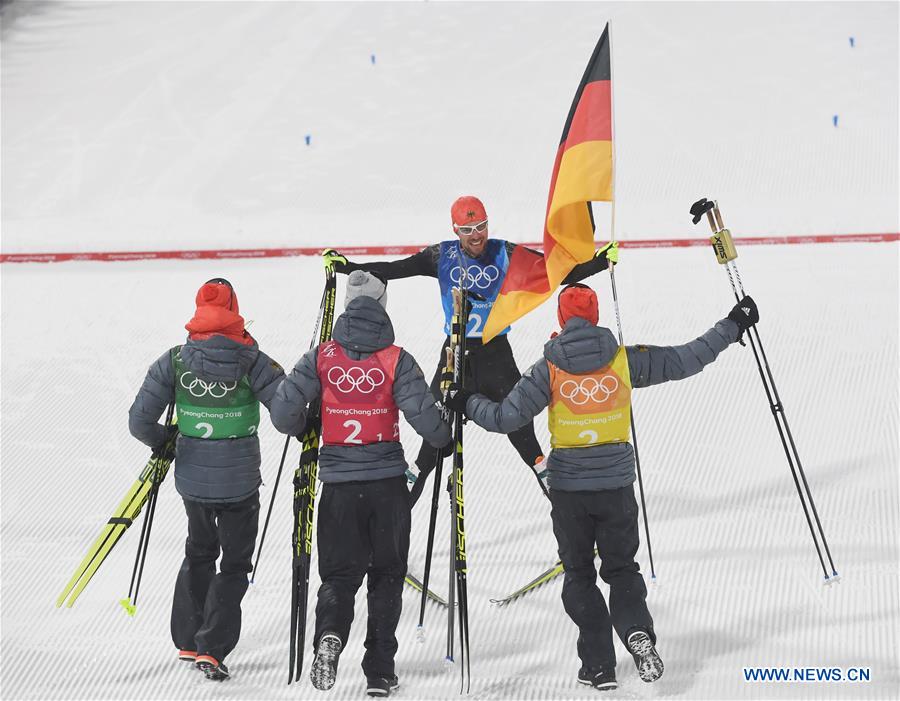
[627,318,740,388]
[507,242,613,285]
[562,248,612,284]
[333,245,440,281]
[464,359,552,434]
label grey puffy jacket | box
[128,335,285,503]
[270,296,451,483]
[465,315,741,491]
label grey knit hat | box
[344,270,387,309]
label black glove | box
[728,295,759,332]
[438,438,455,459]
[152,424,179,458]
[444,382,472,413]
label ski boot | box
[310,633,342,691]
[366,674,400,697]
[627,630,664,682]
[195,655,229,681]
[577,667,617,691]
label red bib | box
[318,341,401,446]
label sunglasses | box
[456,219,488,236]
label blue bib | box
[437,240,511,338]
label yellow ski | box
[56,433,176,608]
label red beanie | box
[185,280,253,345]
[195,281,239,314]
[558,285,599,328]
[451,195,487,228]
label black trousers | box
[170,493,260,663]
[549,485,655,672]
[314,476,411,679]
[410,334,543,505]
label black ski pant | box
[314,475,411,680]
[549,485,655,672]
[170,492,259,663]
[410,334,543,505]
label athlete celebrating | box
[128,278,286,681]
[270,270,451,698]
[445,283,760,691]
[324,195,618,503]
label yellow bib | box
[547,346,632,449]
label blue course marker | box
[833,115,839,127]
[305,134,311,146]
[371,54,376,65]
[849,37,855,48]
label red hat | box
[451,196,487,228]
[558,284,599,328]
[195,278,239,314]
[185,278,253,345]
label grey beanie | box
[345,270,387,309]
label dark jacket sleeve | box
[506,243,610,285]
[393,350,451,447]
[465,358,552,434]
[341,245,440,280]
[248,351,286,411]
[627,318,741,388]
[128,350,176,449]
[562,251,611,284]
[269,347,321,436]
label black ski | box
[288,263,337,684]
[446,286,471,693]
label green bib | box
[172,347,260,439]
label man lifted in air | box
[325,195,617,503]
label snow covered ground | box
[1,2,898,700]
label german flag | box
[483,25,612,342]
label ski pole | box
[416,346,454,641]
[121,403,175,615]
[605,24,656,581]
[608,265,656,582]
[251,437,289,584]
[690,197,839,583]
[252,267,332,584]
[130,460,162,609]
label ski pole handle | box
[691,197,739,264]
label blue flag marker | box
[305,134,311,146]
[849,37,855,48]
[833,115,839,127]
[371,54,376,65]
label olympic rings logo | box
[327,366,386,394]
[559,375,619,406]
[449,264,500,290]
[179,372,237,398]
